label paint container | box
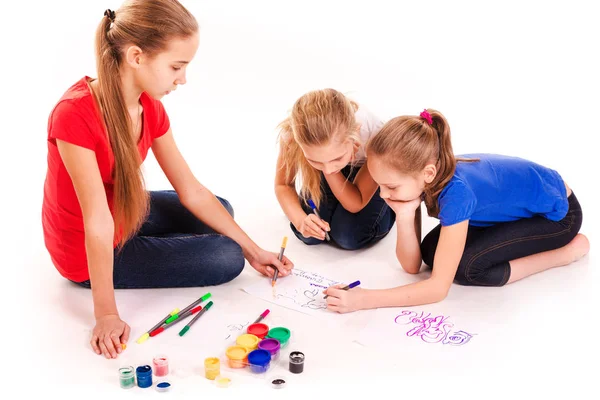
[289,351,305,374]
[153,355,169,377]
[247,349,271,374]
[118,366,135,389]
[247,323,269,339]
[215,375,232,388]
[236,333,260,351]
[266,327,291,348]
[204,357,220,380]
[155,381,171,392]
[226,345,249,368]
[258,338,281,360]
[270,376,287,389]
[136,365,153,388]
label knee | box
[212,237,244,284]
[330,229,365,250]
[216,197,235,218]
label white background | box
[1,0,598,398]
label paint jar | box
[258,338,281,360]
[247,323,269,339]
[136,365,153,388]
[289,351,305,374]
[247,349,271,374]
[226,345,249,368]
[204,357,220,380]
[153,355,169,377]
[236,333,260,351]
[266,327,291,348]
[215,375,232,388]
[118,366,135,389]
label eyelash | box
[172,67,182,71]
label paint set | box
[118,355,172,391]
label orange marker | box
[271,236,288,287]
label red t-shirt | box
[42,77,171,282]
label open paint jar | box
[266,327,291,348]
[118,366,135,389]
[247,323,269,339]
[204,357,220,380]
[247,349,271,374]
[236,333,260,351]
[225,345,249,368]
[153,355,169,377]
[258,338,281,360]
[135,365,153,388]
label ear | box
[423,163,437,184]
[124,45,144,69]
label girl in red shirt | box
[42,0,293,359]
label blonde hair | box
[277,89,360,208]
[366,109,477,217]
[91,0,197,247]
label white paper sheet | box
[242,268,342,316]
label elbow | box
[430,282,451,303]
[84,215,114,243]
[400,260,422,275]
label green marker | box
[179,301,213,337]
[166,293,211,324]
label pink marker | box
[254,309,270,324]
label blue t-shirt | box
[437,154,569,227]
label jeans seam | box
[464,213,575,285]
[369,201,390,238]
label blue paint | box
[157,382,171,388]
[247,349,271,374]
[136,365,153,388]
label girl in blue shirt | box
[323,109,589,313]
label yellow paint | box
[121,343,127,350]
[204,357,220,380]
[236,334,259,351]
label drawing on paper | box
[394,310,475,346]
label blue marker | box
[324,280,361,299]
[307,199,330,241]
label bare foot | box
[566,234,590,263]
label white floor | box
[3,0,599,398]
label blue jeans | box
[74,190,244,289]
[421,192,583,286]
[291,165,396,250]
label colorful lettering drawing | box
[394,310,475,346]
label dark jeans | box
[421,192,583,286]
[291,165,396,250]
[74,190,244,289]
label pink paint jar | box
[153,355,169,377]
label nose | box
[175,71,187,85]
[379,188,390,199]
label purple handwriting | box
[309,283,328,289]
[394,310,474,346]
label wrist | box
[242,242,261,263]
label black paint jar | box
[289,351,305,374]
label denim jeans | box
[74,190,244,289]
[421,192,583,286]
[291,165,396,250]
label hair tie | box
[104,9,116,22]
[420,109,433,125]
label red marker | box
[253,309,270,324]
[150,305,203,337]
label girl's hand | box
[91,314,130,359]
[384,197,421,221]
[248,248,294,278]
[296,214,330,240]
[324,284,366,314]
